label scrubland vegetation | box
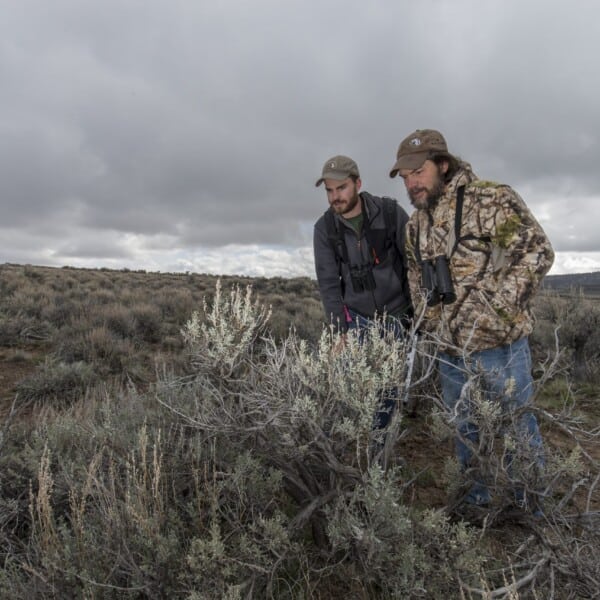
[0,263,598,599]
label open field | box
[542,270,600,299]
[0,263,598,598]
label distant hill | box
[543,271,600,295]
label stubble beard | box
[333,190,360,216]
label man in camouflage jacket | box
[389,129,554,511]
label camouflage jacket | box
[406,163,554,354]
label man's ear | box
[355,177,362,192]
[440,160,449,175]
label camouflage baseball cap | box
[389,129,449,177]
[315,155,360,187]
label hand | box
[332,333,347,355]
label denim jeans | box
[346,310,404,430]
[438,337,544,503]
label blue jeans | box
[347,310,404,430]
[438,337,544,503]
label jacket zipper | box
[358,233,382,315]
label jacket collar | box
[332,191,380,228]
[444,161,477,198]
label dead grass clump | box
[40,296,83,329]
[55,322,136,375]
[131,303,163,343]
[155,287,195,323]
[96,303,137,339]
[533,291,600,383]
[84,325,136,373]
[14,358,97,406]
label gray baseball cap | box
[315,155,360,187]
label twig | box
[460,554,550,598]
[586,472,600,513]
[537,408,599,468]
[0,393,23,456]
[555,477,590,512]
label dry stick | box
[401,331,419,414]
[382,409,402,471]
[586,472,600,513]
[288,489,339,532]
[460,554,550,598]
[554,477,590,512]
[514,534,536,556]
[382,331,437,470]
[539,408,599,469]
[0,393,22,456]
[18,561,56,593]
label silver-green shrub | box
[1,280,597,599]
[160,282,488,597]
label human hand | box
[331,333,347,355]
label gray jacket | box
[313,192,412,332]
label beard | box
[408,170,445,210]
[332,189,360,216]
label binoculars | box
[421,255,456,306]
[349,264,377,293]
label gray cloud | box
[1,0,599,276]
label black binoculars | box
[349,264,377,293]
[421,255,456,306]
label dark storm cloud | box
[0,0,599,275]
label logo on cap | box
[329,161,336,168]
[409,138,422,146]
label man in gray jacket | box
[313,155,412,430]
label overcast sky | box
[1,0,599,277]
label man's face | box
[325,177,362,217]
[398,160,447,209]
